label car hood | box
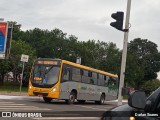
[111,104,134,111]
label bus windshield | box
[32,64,60,86]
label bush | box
[142,79,160,95]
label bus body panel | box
[59,81,118,101]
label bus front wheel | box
[66,92,76,104]
[43,97,52,103]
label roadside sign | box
[20,54,29,95]
[76,57,81,64]
[0,22,8,59]
[0,54,5,58]
[20,54,29,62]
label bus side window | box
[91,72,97,85]
[104,75,109,86]
[98,74,105,86]
[108,77,115,86]
[62,68,70,82]
[72,67,81,82]
[80,69,83,75]
[82,70,90,83]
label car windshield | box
[32,64,60,86]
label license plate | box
[38,94,43,97]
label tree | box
[99,42,121,74]
[9,40,36,83]
[0,60,11,85]
[74,40,121,74]
[142,79,160,95]
[10,22,122,76]
[126,38,160,89]
[9,21,24,41]
[15,26,121,75]
[19,28,68,58]
[125,53,145,89]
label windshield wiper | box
[44,65,54,75]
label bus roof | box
[61,59,118,78]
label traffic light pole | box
[118,0,131,106]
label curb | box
[0,94,43,100]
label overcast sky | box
[0,0,160,77]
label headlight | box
[29,86,32,89]
[51,87,57,92]
[130,117,135,120]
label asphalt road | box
[0,95,127,120]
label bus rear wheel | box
[95,94,105,105]
[99,94,105,104]
[66,92,76,104]
[43,97,52,103]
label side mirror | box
[128,91,146,109]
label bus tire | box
[66,92,76,104]
[99,94,105,105]
[43,97,52,103]
[77,100,85,104]
[95,94,105,105]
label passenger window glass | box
[98,74,105,86]
[82,70,90,83]
[91,72,97,85]
[61,66,70,82]
[108,77,117,90]
[104,76,109,86]
[63,69,69,81]
[72,68,81,82]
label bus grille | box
[33,92,48,97]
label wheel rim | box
[70,95,74,102]
[101,96,105,104]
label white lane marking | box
[0,95,42,100]
[0,108,50,110]
[74,105,107,111]
[0,95,23,99]
[32,117,100,120]
[0,104,25,105]
[0,102,14,103]
[0,101,51,111]
[105,100,128,102]
[0,106,39,108]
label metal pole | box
[20,62,25,95]
[5,22,13,59]
[118,0,131,106]
[8,23,13,58]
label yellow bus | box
[28,58,118,104]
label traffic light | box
[110,11,124,31]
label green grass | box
[0,82,28,92]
